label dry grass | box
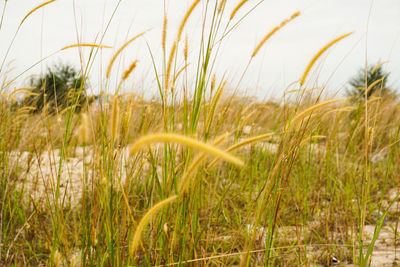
[1,1,399,266]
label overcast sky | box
[0,0,399,100]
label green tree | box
[346,64,391,100]
[22,63,88,113]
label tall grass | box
[0,0,399,266]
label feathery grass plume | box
[165,41,177,89]
[299,135,326,146]
[106,29,150,78]
[78,113,90,145]
[290,98,345,126]
[218,0,227,13]
[53,250,61,267]
[177,0,200,40]
[17,106,37,112]
[210,74,216,95]
[252,11,300,58]
[300,31,354,86]
[9,87,35,96]
[366,78,385,95]
[239,110,256,132]
[20,0,56,26]
[162,13,168,50]
[61,43,112,50]
[166,0,200,89]
[129,195,178,257]
[207,132,274,169]
[371,61,389,74]
[129,133,244,166]
[122,60,139,80]
[322,106,356,116]
[178,133,229,192]
[110,96,120,141]
[230,0,249,20]
[184,35,189,61]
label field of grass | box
[1,1,400,266]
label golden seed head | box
[106,30,149,78]
[210,74,216,95]
[162,14,168,50]
[184,35,189,61]
[122,60,139,81]
[53,250,61,267]
[218,0,226,13]
[79,113,90,145]
[300,31,354,86]
[20,0,56,26]
[230,0,249,20]
[252,11,301,58]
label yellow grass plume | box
[366,78,385,95]
[252,11,300,58]
[162,14,168,50]
[166,0,200,89]
[218,0,227,13]
[129,195,178,257]
[61,43,112,50]
[79,113,90,145]
[230,0,249,20]
[210,74,216,95]
[184,35,189,61]
[177,0,200,41]
[371,61,389,74]
[300,32,354,86]
[130,133,244,167]
[20,0,56,26]
[178,133,229,192]
[122,60,139,81]
[9,87,36,97]
[106,30,149,78]
[290,98,346,126]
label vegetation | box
[20,63,88,113]
[0,1,399,266]
[346,63,393,100]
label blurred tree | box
[346,64,392,100]
[22,63,87,113]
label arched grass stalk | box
[130,133,243,167]
[289,98,346,127]
[20,0,57,26]
[61,43,112,50]
[300,32,354,86]
[129,195,178,257]
[230,0,250,20]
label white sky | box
[0,0,399,100]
